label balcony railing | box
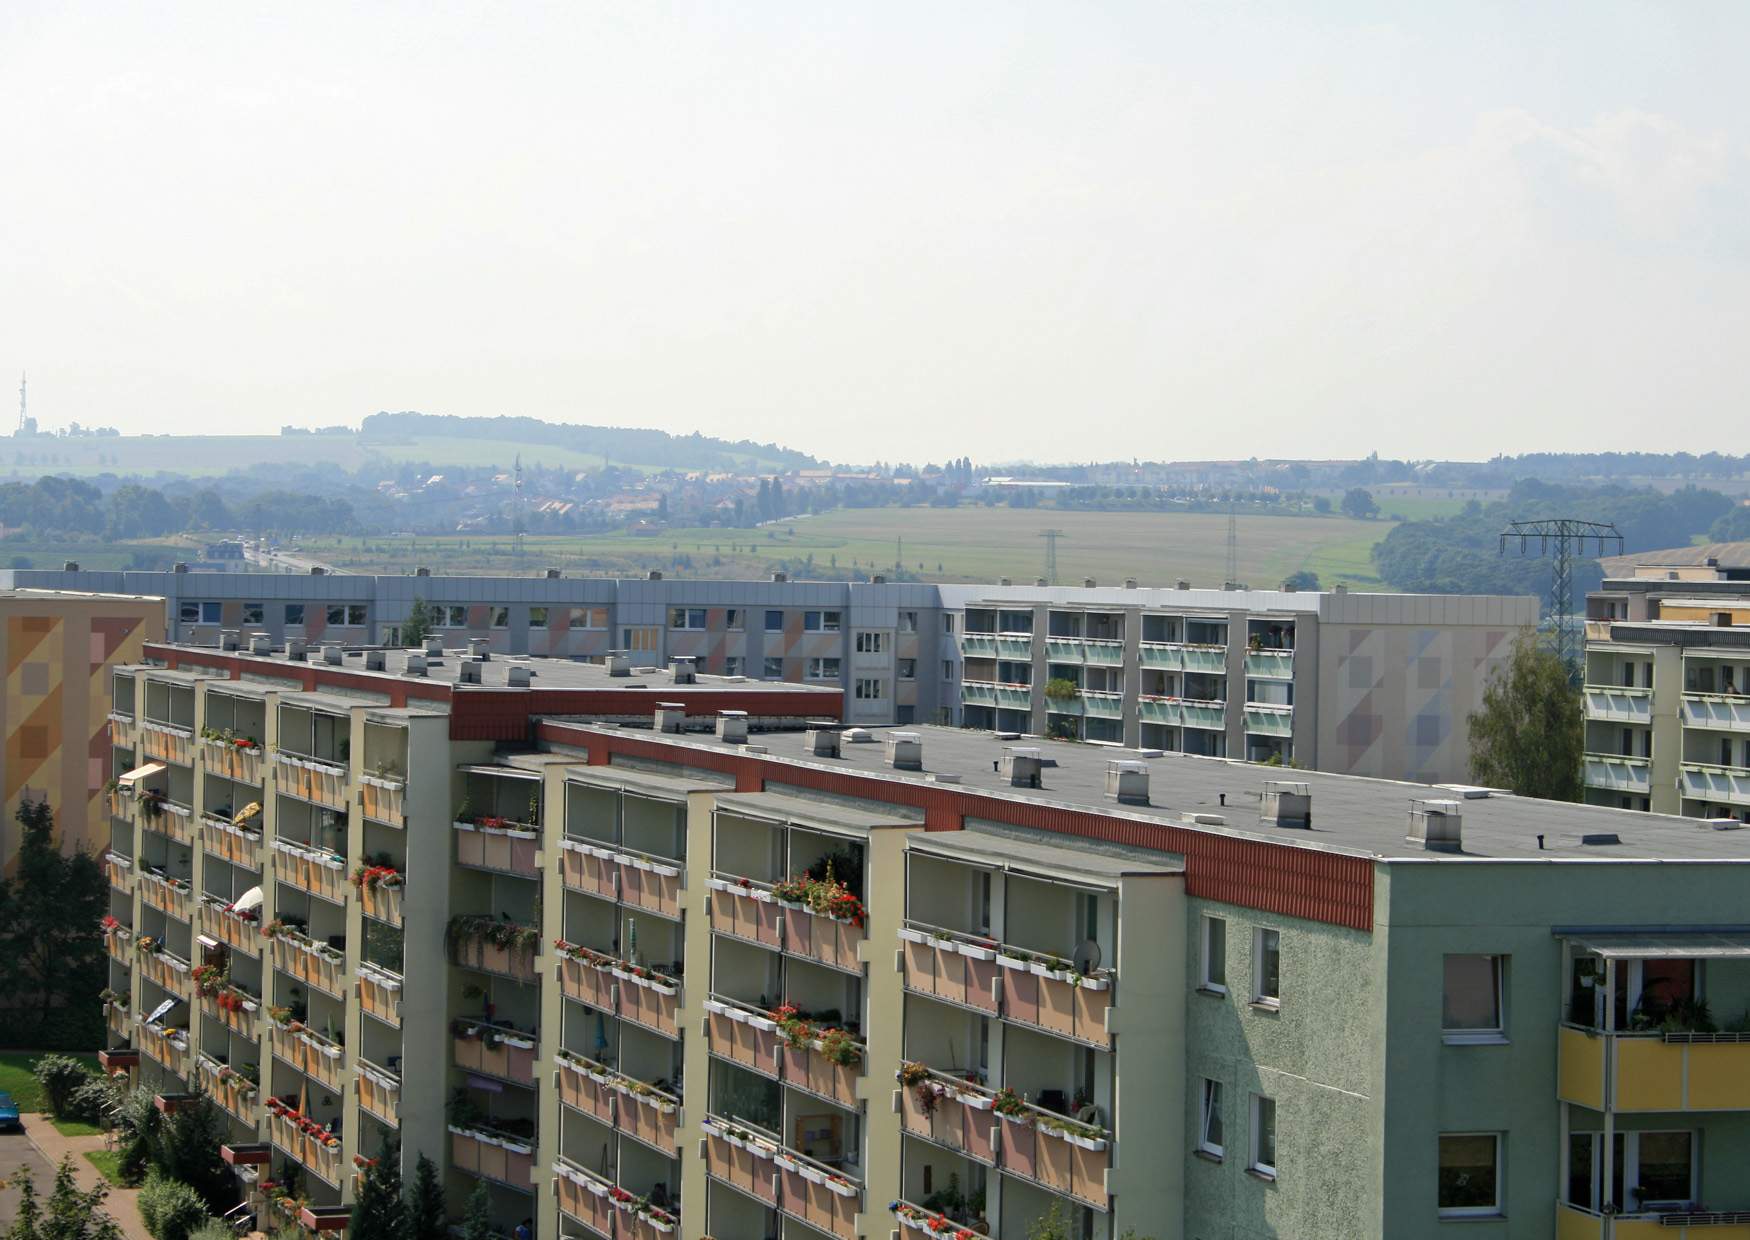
[104,851,132,894]
[199,897,261,957]
[1682,693,1750,734]
[960,634,997,659]
[358,877,403,927]
[200,983,261,1039]
[449,918,540,984]
[448,1122,536,1193]
[138,945,193,998]
[137,1022,189,1076]
[900,924,1113,1049]
[702,1116,780,1209]
[360,774,405,827]
[104,925,134,966]
[1138,642,1225,673]
[200,736,263,785]
[195,1054,260,1124]
[200,814,263,870]
[141,721,194,767]
[898,1066,1110,1211]
[553,942,680,1038]
[272,838,349,905]
[704,995,862,1108]
[1585,686,1653,725]
[454,819,540,878]
[1679,762,1750,808]
[1243,704,1294,737]
[267,1101,343,1186]
[702,1117,866,1237]
[271,1020,345,1092]
[1583,753,1651,795]
[1082,640,1125,667]
[269,927,346,998]
[357,1058,401,1128]
[892,1201,992,1239]
[273,752,349,810]
[359,963,402,1027]
[1082,691,1123,720]
[559,839,682,918]
[452,1020,538,1087]
[1244,648,1294,679]
[139,869,194,921]
[1137,696,1225,730]
[555,1050,680,1156]
[707,872,864,974]
[108,712,134,749]
[1558,1023,1750,1113]
[552,1157,680,1239]
[106,1000,131,1043]
[139,798,194,845]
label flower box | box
[897,926,930,945]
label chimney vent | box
[1176,579,1190,590]
[508,665,532,687]
[309,566,326,575]
[1105,759,1150,805]
[64,560,81,572]
[648,570,663,581]
[1000,746,1044,788]
[1408,799,1463,853]
[545,568,561,579]
[286,638,306,662]
[219,630,241,652]
[885,731,923,770]
[364,651,386,671]
[1036,577,1048,587]
[457,661,482,685]
[422,636,444,656]
[716,710,749,743]
[872,574,887,585]
[468,638,490,660]
[655,702,686,733]
[322,644,344,665]
[803,725,842,758]
[1261,780,1312,828]
[415,567,430,577]
[771,571,788,583]
[671,657,697,685]
[1084,577,1097,588]
[1124,578,1137,589]
[405,654,427,675]
[999,577,1011,587]
[173,562,188,574]
[606,651,631,677]
[248,634,271,655]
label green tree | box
[401,597,434,648]
[1026,1202,1156,1240]
[136,1174,210,1240]
[1466,634,1584,801]
[0,799,106,1048]
[32,1054,93,1118]
[349,1138,406,1240]
[1340,487,1379,519]
[149,1094,231,1209]
[3,1158,126,1240]
[1282,569,1320,591]
[401,1154,448,1240]
[458,1182,493,1240]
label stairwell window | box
[1198,1079,1224,1158]
[1252,928,1280,1008]
[1249,1095,1276,1178]
[1443,955,1506,1044]
[1438,1134,1501,1217]
[855,678,884,700]
[1200,916,1227,994]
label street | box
[0,1128,56,1229]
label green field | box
[305,506,1395,588]
[1315,485,1504,523]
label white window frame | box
[806,657,841,681]
[897,658,917,680]
[1198,1079,1224,1158]
[855,677,884,700]
[1249,1094,1276,1178]
[1442,954,1506,1044]
[724,656,743,678]
[763,656,785,679]
[1252,927,1281,1008]
[1200,915,1227,994]
[1566,1130,1697,1214]
[1437,1132,1502,1218]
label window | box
[1443,955,1505,1041]
[899,611,918,633]
[446,605,468,628]
[179,602,201,623]
[806,657,841,680]
[621,626,659,652]
[1198,1079,1224,1157]
[490,606,509,628]
[804,610,841,632]
[242,602,265,625]
[568,606,607,629]
[326,604,346,625]
[1253,928,1280,1006]
[1249,1095,1276,1177]
[1568,1131,1694,1213]
[763,657,785,679]
[670,608,706,630]
[942,660,956,680]
[204,601,222,623]
[897,658,917,680]
[726,609,743,629]
[855,631,887,654]
[285,603,306,626]
[724,656,744,677]
[765,609,785,632]
[1438,1134,1500,1217]
[1201,916,1227,993]
[855,678,884,700]
[529,606,548,627]
[944,614,955,633]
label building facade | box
[5,567,1536,784]
[99,636,1750,1240]
[0,588,163,871]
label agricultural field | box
[303,506,1397,589]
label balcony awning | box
[118,762,167,788]
[1564,931,1750,960]
[457,763,541,781]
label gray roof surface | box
[908,826,1183,884]
[571,723,1750,864]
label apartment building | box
[4,566,1536,784]
[1584,560,1750,818]
[0,587,163,871]
[99,635,1750,1240]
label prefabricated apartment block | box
[97,635,1750,1240]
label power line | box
[1039,528,1065,585]
[1499,518,1623,674]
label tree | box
[1312,495,1333,513]
[458,1182,494,1240]
[1026,1202,1156,1240]
[1340,487,1379,520]
[1282,570,1320,591]
[1466,634,1584,801]
[401,1154,448,1240]
[149,1094,231,1209]
[401,598,434,648]
[348,1138,406,1240]
[0,800,105,1049]
[4,1158,126,1240]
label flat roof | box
[712,790,919,835]
[565,765,728,801]
[908,826,1183,885]
[569,724,1750,864]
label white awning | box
[117,762,167,788]
[457,764,541,781]
[1564,931,1750,960]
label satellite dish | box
[1072,939,1102,975]
[233,886,264,916]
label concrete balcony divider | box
[200,815,263,869]
[270,928,346,998]
[553,1157,618,1235]
[270,1021,345,1091]
[141,721,194,766]
[360,775,405,827]
[357,1058,401,1128]
[454,820,540,877]
[201,737,263,785]
[358,963,403,1027]
[272,838,349,905]
[451,1020,539,1087]
[447,1123,536,1192]
[199,898,262,957]
[450,923,540,983]
[274,753,349,811]
[614,964,681,1038]
[556,1053,618,1124]
[139,869,194,921]
[559,839,620,899]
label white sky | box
[2,2,1746,466]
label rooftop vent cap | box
[1124,578,1138,589]
[322,644,344,665]
[1261,780,1312,828]
[65,560,81,572]
[1702,817,1744,831]
[1105,759,1149,805]
[744,743,768,754]
[648,570,663,581]
[415,567,430,577]
[508,665,531,687]
[872,574,887,585]
[999,577,1011,587]
[364,651,386,671]
[457,661,482,685]
[606,652,632,677]
[1408,798,1463,853]
[804,725,842,758]
[309,566,326,576]
[286,638,307,662]
[1083,577,1097,588]
[172,562,188,573]
[843,727,874,743]
[219,630,241,652]
[1186,812,1226,826]
[1176,579,1190,590]
[1001,746,1044,788]
[670,657,697,685]
[654,702,686,733]
[885,731,923,770]
[248,634,272,655]
[1036,578,1048,587]
[467,638,490,660]
[405,654,427,676]
[771,571,788,583]
[422,636,444,656]
[715,710,749,744]
[545,568,561,579]
[929,772,962,784]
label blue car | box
[0,1090,20,1130]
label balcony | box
[1083,640,1125,667]
[358,963,402,1027]
[273,752,349,811]
[141,721,194,767]
[105,999,131,1043]
[357,1058,401,1128]
[553,942,680,1038]
[447,1122,535,1193]
[139,870,194,921]
[201,814,263,870]
[553,1158,680,1239]
[702,1118,779,1209]
[195,1054,260,1125]
[108,711,134,749]
[269,927,347,999]
[1243,704,1293,738]
[900,925,1113,1049]
[139,944,193,999]
[1045,638,1084,663]
[449,917,540,984]
[996,636,1033,661]
[560,839,682,919]
[1585,686,1653,725]
[1555,1202,1750,1239]
[273,838,349,905]
[1137,696,1225,731]
[555,1051,680,1156]
[360,774,405,827]
[1140,642,1225,673]
[199,898,262,957]
[961,681,998,709]
[200,983,261,1038]
[1680,763,1750,808]
[271,1019,345,1092]
[702,1118,861,1240]
[1682,693,1750,734]
[1082,691,1123,720]
[1583,754,1651,796]
[1244,649,1294,679]
[707,873,864,974]
[104,924,134,966]
[891,1202,992,1240]
[704,996,862,1108]
[960,634,997,659]
[104,851,132,894]
[452,1020,538,1088]
[357,872,403,927]
[137,1022,189,1077]
[139,796,195,846]
[201,735,263,785]
[453,818,540,878]
[1558,1023,1750,1113]
[267,1101,343,1187]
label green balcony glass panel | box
[1182,703,1226,731]
[1244,650,1295,679]
[1045,639,1085,663]
[1083,692,1124,719]
[1182,647,1228,674]
[1138,698,1180,726]
[961,683,998,708]
[1244,706,1293,737]
[996,637,1034,661]
[1138,643,1183,671]
[961,634,997,659]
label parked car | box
[0,1090,21,1130]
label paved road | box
[0,1128,56,1229]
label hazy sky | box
[3,3,1747,466]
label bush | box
[67,1074,123,1126]
[187,1224,238,1240]
[137,1174,211,1240]
[32,1053,92,1118]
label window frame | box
[765,609,785,632]
[724,655,744,678]
[806,657,841,681]
[1249,1094,1276,1178]
[529,606,549,628]
[763,656,785,679]
[1442,954,1507,1044]
[897,658,917,680]
[1437,1132,1502,1218]
[1198,1078,1224,1158]
[242,602,265,625]
[284,603,306,626]
[1252,927,1281,1008]
[1200,915,1228,994]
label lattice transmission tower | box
[1499,518,1623,674]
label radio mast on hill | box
[16,373,26,435]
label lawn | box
[308,506,1398,590]
[84,1150,127,1187]
[0,1050,103,1115]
